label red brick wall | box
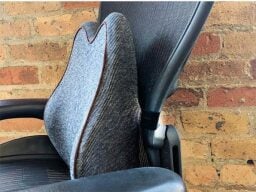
[0,2,256,192]
[0,2,99,143]
[164,2,256,192]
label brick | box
[187,189,202,192]
[0,118,44,133]
[215,188,255,192]
[40,65,66,85]
[206,2,256,26]
[184,165,218,186]
[220,164,256,186]
[35,10,96,36]
[10,41,67,61]
[181,111,249,134]
[0,20,30,38]
[181,140,210,160]
[62,2,99,9]
[0,89,53,100]
[222,32,256,58]
[0,45,6,60]
[159,112,176,125]
[181,61,249,85]
[94,8,99,18]
[165,88,203,107]
[250,59,256,79]
[208,87,256,107]
[191,32,221,56]
[204,61,248,82]
[212,138,256,160]
[3,2,61,15]
[0,66,38,85]
[180,62,205,85]
[35,14,72,36]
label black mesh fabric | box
[99,2,198,109]
[0,159,69,192]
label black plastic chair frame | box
[0,99,46,120]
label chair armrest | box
[22,167,185,192]
[0,99,47,120]
[0,135,60,162]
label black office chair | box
[0,2,213,192]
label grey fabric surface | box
[0,159,69,192]
[80,22,99,41]
[44,13,141,179]
[44,22,106,170]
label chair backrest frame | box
[99,2,213,113]
[99,2,213,168]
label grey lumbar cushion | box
[44,13,141,179]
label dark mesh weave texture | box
[100,2,198,108]
[0,159,69,192]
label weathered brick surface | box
[181,61,249,85]
[212,138,256,160]
[3,2,61,15]
[191,32,221,56]
[184,165,218,186]
[208,87,256,107]
[0,118,44,133]
[62,2,99,9]
[215,188,255,192]
[0,20,31,38]
[10,42,68,61]
[206,2,256,26]
[250,59,256,79]
[40,65,66,85]
[159,112,176,125]
[0,66,38,85]
[0,2,255,192]
[187,189,203,192]
[0,45,6,60]
[181,140,210,160]
[0,89,52,100]
[165,88,203,107]
[181,111,249,134]
[220,164,256,186]
[222,32,256,58]
[35,10,96,36]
